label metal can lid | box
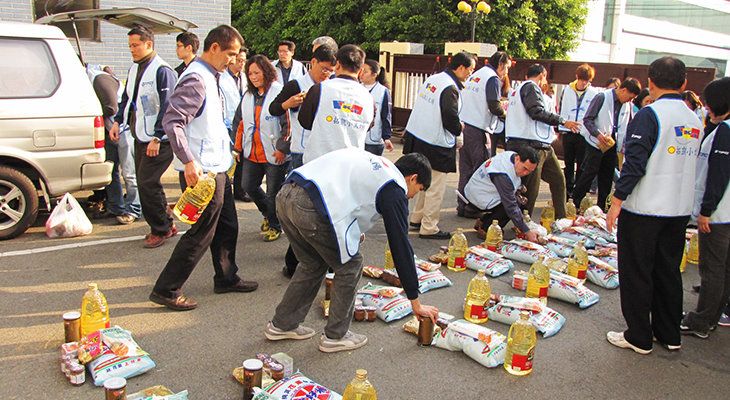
[243,359,264,371]
[62,311,81,320]
[103,377,127,390]
[269,362,284,372]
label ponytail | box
[365,59,390,89]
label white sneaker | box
[264,321,316,341]
[607,331,652,355]
[318,331,368,353]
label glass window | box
[602,0,616,43]
[33,0,100,41]
[635,49,726,78]
[626,0,730,36]
[0,38,60,98]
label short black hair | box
[395,153,432,191]
[620,77,642,95]
[176,31,199,53]
[703,77,730,117]
[335,44,366,73]
[488,51,510,69]
[128,25,154,43]
[449,52,476,70]
[203,25,244,52]
[312,44,336,64]
[648,56,686,90]
[516,146,539,164]
[633,88,651,109]
[606,77,621,87]
[278,40,295,52]
[526,64,546,78]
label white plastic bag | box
[253,373,342,400]
[45,193,93,238]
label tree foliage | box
[232,0,588,60]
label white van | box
[0,21,112,239]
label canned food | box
[103,377,126,399]
[243,359,263,400]
[62,311,81,343]
[417,315,434,346]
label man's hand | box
[564,120,582,133]
[273,150,286,164]
[109,122,120,142]
[525,230,539,243]
[384,139,394,152]
[606,197,623,232]
[282,92,306,110]
[411,299,439,323]
[698,215,712,234]
[184,161,203,188]
[146,139,160,157]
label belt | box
[507,138,552,150]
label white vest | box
[122,54,171,142]
[459,66,499,133]
[303,78,374,164]
[693,121,730,223]
[464,151,521,210]
[273,59,307,84]
[505,80,555,144]
[290,73,316,154]
[581,90,632,150]
[405,72,461,148]
[366,82,390,145]
[558,84,598,132]
[219,70,243,130]
[240,82,286,165]
[172,61,233,173]
[292,148,408,263]
[622,97,702,216]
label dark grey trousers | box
[457,124,491,212]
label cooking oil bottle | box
[226,158,237,180]
[540,201,555,233]
[342,369,377,400]
[522,209,532,224]
[384,241,394,270]
[447,228,467,272]
[526,255,549,305]
[484,220,503,251]
[464,269,491,324]
[504,310,537,376]
[579,196,594,215]
[80,283,110,337]
[687,233,699,264]
[566,200,577,220]
[173,171,216,224]
[567,240,589,280]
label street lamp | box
[457,1,491,42]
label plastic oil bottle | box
[173,171,216,224]
[80,283,110,337]
[579,196,594,215]
[504,310,537,376]
[342,369,377,400]
[525,255,549,305]
[540,200,555,233]
[464,269,491,324]
[680,244,688,273]
[384,241,394,270]
[484,220,503,251]
[447,228,468,272]
[567,240,589,280]
[687,233,699,264]
[565,200,577,220]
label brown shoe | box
[149,291,198,311]
[214,280,259,294]
[144,225,178,248]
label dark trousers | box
[458,124,491,213]
[618,210,688,350]
[232,161,244,198]
[365,143,385,156]
[506,140,566,219]
[561,131,585,195]
[134,140,174,235]
[572,145,617,212]
[490,132,505,156]
[477,203,511,228]
[284,153,305,273]
[153,172,241,298]
[683,224,730,332]
[241,158,288,231]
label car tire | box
[0,166,39,240]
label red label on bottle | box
[470,304,488,319]
[539,286,548,298]
[487,245,497,251]
[511,348,534,371]
[577,269,586,280]
[181,203,201,221]
[455,257,465,268]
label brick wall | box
[0,1,231,79]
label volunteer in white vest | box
[150,25,258,312]
[300,44,375,164]
[557,64,598,196]
[681,77,730,339]
[573,78,641,211]
[404,52,476,239]
[233,55,289,243]
[220,48,246,136]
[265,149,439,353]
[110,25,177,248]
[273,40,307,85]
[505,63,581,219]
[606,57,703,354]
[359,59,393,156]
[463,147,540,242]
[457,51,511,218]
[174,31,199,76]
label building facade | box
[570,0,730,77]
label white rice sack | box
[253,373,342,400]
[545,242,573,258]
[553,218,574,232]
[487,295,566,338]
[464,246,513,277]
[88,326,156,386]
[553,231,596,249]
[357,284,412,322]
[572,225,616,244]
[416,267,452,293]
[432,319,506,368]
[587,256,619,289]
[583,206,606,219]
[499,240,556,264]
[527,220,548,237]
[547,270,600,309]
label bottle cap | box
[355,369,368,378]
[243,359,264,371]
[62,311,81,320]
[88,283,98,290]
[103,377,127,390]
[492,220,498,224]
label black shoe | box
[242,194,253,202]
[214,280,259,293]
[149,291,198,311]
[692,284,700,293]
[409,222,421,230]
[419,230,451,240]
[282,266,295,279]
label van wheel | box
[0,167,39,240]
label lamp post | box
[457,1,491,42]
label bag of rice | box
[545,242,573,258]
[499,240,556,264]
[464,246,513,277]
[253,373,342,400]
[547,270,600,309]
[487,295,566,338]
[552,231,596,249]
[416,267,452,293]
[357,283,412,322]
[431,319,506,368]
[586,256,619,289]
[128,386,188,400]
[572,225,616,244]
[87,326,156,386]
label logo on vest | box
[324,115,365,130]
[674,126,700,144]
[426,83,438,93]
[667,145,698,157]
[469,76,481,83]
[333,100,364,115]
